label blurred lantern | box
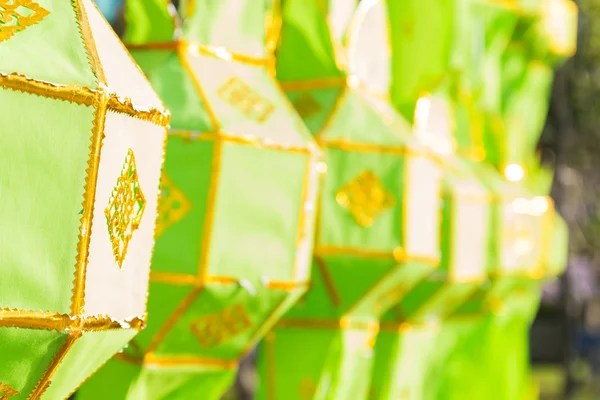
[0,0,168,397]
[79,0,320,399]
[257,0,497,398]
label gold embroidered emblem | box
[0,382,19,399]
[0,0,49,43]
[105,149,146,268]
[217,77,275,123]
[293,92,322,119]
[190,304,252,348]
[155,173,191,237]
[336,170,394,227]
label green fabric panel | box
[77,357,141,400]
[0,89,94,313]
[135,282,195,350]
[42,329,138,400]
[321,90,413,146]
[182,0,267,57]
[387,0,456,119]
[370,327,441,400]
[0,327,67,399]
[131,50,214,133]
[152,136,214,275]
[276,0,343,81]
[318,148,404,252]
[123,0,175,44]
[207,143,307,282]
[285,88,345,135]
[503,62,553,165]
[257,327,373,400]
[132,366,236,400]
[156,283,287,359]
[285,260,340,319]
[0,0,97,87]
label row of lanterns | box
[0,0,575,398]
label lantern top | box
[0,0,168,119]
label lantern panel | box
[40,329,138,400]
[208,143,309,281]
[181,0,267,58]
[83,112,165,319]
[181,51,311,146]
[152,285,290,359]
[131,50,214,133]
[82,0,163,110]
[0,0,97,87]
[133,281,193,350]
[152,136,214,275]
[447,179,490,282]
[285,87,344,133]
[0,327,67,399]
[0,88,94,313]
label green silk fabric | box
[80,0,319,399]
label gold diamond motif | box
[155,173,191,237]
[293,92,322,119]
[0,382,19,399]
[105,149,146,268]
[336,170,394,227]
[0,0,50,43]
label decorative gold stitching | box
[0,73,170,126]
[105,149,146,268]
[0,382,19,399]
[0,0,49,43]
[0,309,145,331]
[216,76,276,123]
[72,0,105,83]
[336,170,394,227]
[190,304,252,348]
[70,95,107,316]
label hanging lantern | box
[79,0,320,399]
[0,0,168,398]
[256,0,494,398]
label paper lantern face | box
[0,0,168,397]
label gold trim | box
[143,353,238,369]
[27,333,80,399]
[169,130,312,154]
[151,271,197,286]
[277,318,377,331]
[280,77,348,92]
[145,287,202,354]
[315,256,341,307]
[0,73,169,126]
[265,280,310,290]
[265,0,282,58]
[292,155,313,280]
[73,0,105,84]
[177,42,222,129]
[314,245,440,265]
[0,309,145,332]
[197,138,223,283]
[320,137,444,165]
[135,40,275,69]
[70,94,107,316]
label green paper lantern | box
[258,1,497,398]
[0,0,169,398]
[79,0,320,399]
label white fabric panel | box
[83,0,163,110]
[84,112,165,319]
[500,198,543,274]
[450,180,489,282]
[183,49,309,147]
[404,155,441,260]
[346,0,391,94]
